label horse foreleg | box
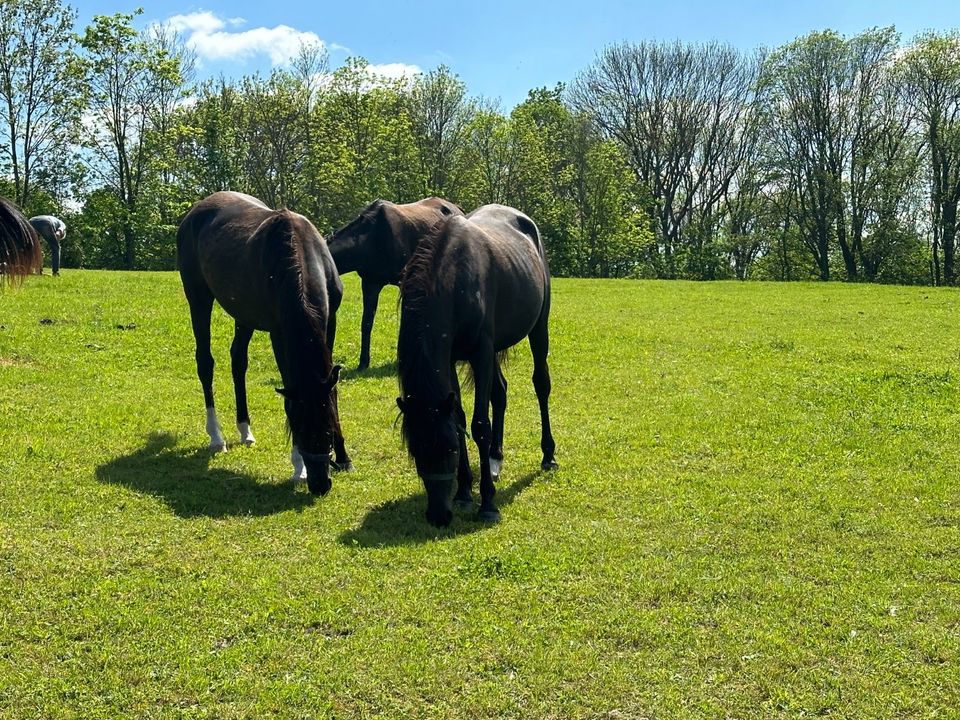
[490,367,507,478]
[290,445,306,484]
[231,323,256,446]
[470,345,498,522]
[529,313,558,470]
[271,330,304,483]
[357,277,382,371]
[451,363,473,507]
[330,385,354,472]
[188,289,226,452]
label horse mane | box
[396,214,461,453]
[399,213,456,303]
[0,196,41,286]
[258,209,328,348]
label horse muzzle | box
[422,472,457,527]
[300,450,332,496]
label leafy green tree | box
[899,31,960,285]
[317,58,423,228]
[173,78,248,199]
[459,104,512,208]
[237,69,311,210]
[571,41,760,278]
[0,0,82,211]
[409,65,475,199]
[77,11,186,269]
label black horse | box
[0,196,41,286]
[177,191,351,495]
[396,204,558,527]
[327,197,463,370]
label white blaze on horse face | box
[290,445,307,484]
[206,407,227,452]
[489,457,502,478]
[237,421,255,446]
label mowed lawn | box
[1,271,959,718]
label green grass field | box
[1,271,959,718]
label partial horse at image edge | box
[0,196,41,287]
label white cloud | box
[161,11,323,67]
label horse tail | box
[0,196,41,286]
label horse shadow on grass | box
[338,471,538,548]
[95,431,313,519]
[341,359,398,382]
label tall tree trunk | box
[943,200,957,285]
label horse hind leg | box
[529,312,558,471]
[451,363,474,507]
[231,322,256,446]
[489,366,507,478]
[357,277,382,371]
[470,343,500,522]
[186,285,226,452]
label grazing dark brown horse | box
[396,204,558,527]
[327,197,463,370]
[177,191,352,495]
[0,196,41,286]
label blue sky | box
[71,0,958,109]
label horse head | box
[277,364,342,496]
[397,391,461,527]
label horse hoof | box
[541,459,559,471]
[332,460,354,473]
[237,423,255,446]
[289,471,306,485]
[209,442,227,453]
[454,497,474,510]
[477,508,501,523]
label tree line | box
[1,3,959,283]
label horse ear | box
[328,364,342,386]
[396,396,406,413]
[275,387,288,398]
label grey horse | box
[28,215,66,275]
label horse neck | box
[327,232,363,275]
[274,254,332,387]
[277,306,331,387]
[329,210,433,277]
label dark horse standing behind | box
[0,196,41,286]
[396,204,558,527]
[177,191,352,496]
[327,197,463,370]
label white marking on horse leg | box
[489,457,502,478]
[237,421,255,446]
[206,407,227,452]
[290,445,307,484]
